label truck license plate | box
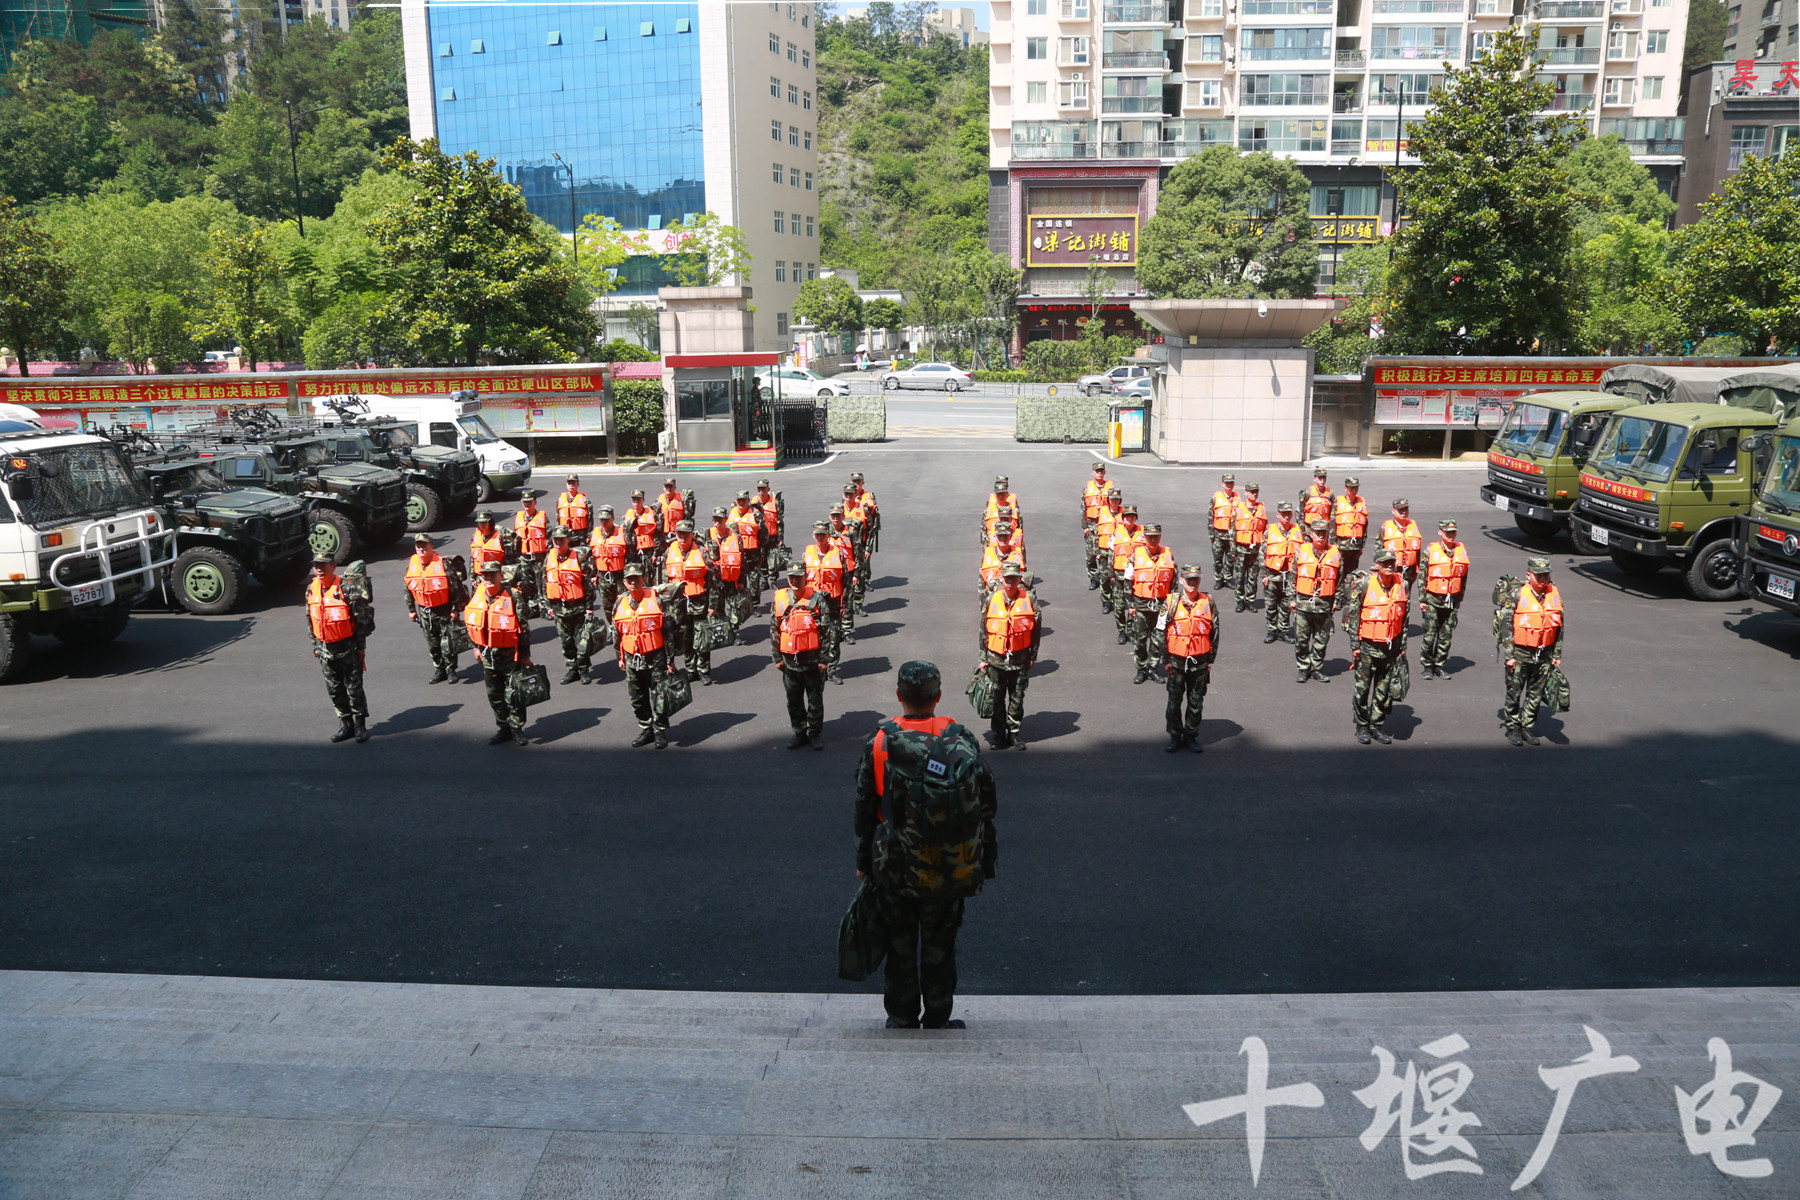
[1588,525,1610,547]
[1771,573,1797,601]
[1492,495,1510,513]
[69,582,105,607]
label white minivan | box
[310,391,531,502]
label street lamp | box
[284,101,334,238]
[551,152,577,271]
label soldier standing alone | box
[543,525,599,684]
[1287,520,1342,683]
[1208,474,1239,590]
[1502,557,1564,746]
[306,552,370,743]
[772,560,828,749]
[1342,547,1408,745]
[1419,519,1470,679]
[614,562,674,749]
[1161,565,1219,753]
[465,559,533,745]
[404,532,459,684]
[978,562,1039,750]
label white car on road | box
[881,362,974,392]
[1078,363,1149,397]
[756,367,851,397]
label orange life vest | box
[625,504,657,550]
[665,542,709,597]
[829,529,858,569]
[470,527,505,568]
[1083,478,1115,520]
[712,530,743,582]
[1263,521,1301,572]
[1293,542,1342,598]
[1130,544,1176,599]
[592,525,627,572]
[773,587,821,654]
[984,588,1037,655]
[758,494,779,536]
[1112,525,1144,571]
[805,543,846,597]
[405,553,449,607]
[659,491,686,533]
[1302,483,1333,524]
[307,577,356,643]
[1425,541,1470,596]
[1382,518,1422,568]
[1334,494,1369,539]
[515,508,548,555]
[1211,488,1238,531]
[557,489,591,531]
[543,548,586,601]
[464,586,520,649]
[979,544,1026,586]
[872,715,955,799]
[731,505,762,549]
[1357,575,1407,642]
[1233,498,1267,545]
[1164,593,1215,658]
[843,496,869,524]
[613,591,665,654]
[1097,507,1124,549]
[1512,584,1563,648]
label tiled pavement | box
[0,971,1793,1198]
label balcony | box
[1103,2,1171,21]
[1369,88,1435,105]
[1102,96,1166,111]
[1242,90,1333,105]
[1242,45,1333,60]
[1331,138,1362,154]
[1240,0,1335,13]
[1335,48,1367,66]
[1539,46,1601,64]
[1533,0,1604,16]
[1100,138,1160,155]
[1102,50,1170,67]
[1617,139,1683,154]
[1370,44,1461,59]
[1333,93,1364,112]
[1011,141,1098,159]
[1371,0,1465,11]
[1545,91,1595,109]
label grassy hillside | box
[813,16,989,288]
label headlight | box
[504,459,528,472]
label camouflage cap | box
[479,558,504,574]
[1246,482,1261,492]
[664,477,677,486]
[1373,547,1398,566]
[413,532,432,543]
[475,510,495,523]
[551,524,570,539]
[631,488,646,498]
[1179,563,1204,578]
[1091,461,1106,470]
[999,505,1015,514]
[812,520,831,533]
[843,484,857,493]
[994,475,1009,486]
[675,519,695,533]
[1001,561,1025,577]
[597,504,615,516]
[995,521,1013,534]
[1527,556,1552,574]
[850,472,865,482]
[737,489,752,499]
[829,503,845,515]
[520,489,538,500]
[1308,519,1330,534]
[1221,472,1236,483]
[785,559,807,575]
[565,473,580,482]
[897,659,941,695]
[312,551,335,565]
[1344,475,1360,486]
[758,478,773,488]
[1314,466,1328,476]
[1122,504,1139,515]
[712,506,728,518]
[1393,497,1410,509]
[622,561,647,578]
[1144,522,1163,533]
[1276,502,1294,513]
[1439,519,1458,532]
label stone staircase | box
[0,971,1793,1198]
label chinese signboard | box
[1313,216,1381,244]
[0,379,288,407]
[1026,214,1139,267]
[294,370,606,398]
[1723,57,1799,95]
[1365,138,1411,154]
[1367,357,1787,428]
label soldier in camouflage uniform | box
[1161,565,1220,753]
[404,532,460,684]
[663,519,717,685]
[772,560,828,749]
[1124,523,1175,683]
[1501,557,1564,746]
[1286,520,1343,683]
[614,561,673,749]
[855,660,998,1029]
[1342,547,1408,744]
[827,506,861,646]
[305,552,370,743]
[836,490,872,618]
[979,562,1040,749]
[1232,483,1267,605]
[1208,473,1239,589]
[1418,519,1469,680]
[1260,501,1301,644]
[1105,503,1145,636]
[543,525,600,684]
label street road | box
[884,392,1016,438]
[2,445,1797,996]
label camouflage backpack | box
[870,718,988,900]
[339,560,376,636]
[1337,569,1370,635]
[1491,574,1526,659]
[445,554,472,610]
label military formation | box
[301,461,1568,752]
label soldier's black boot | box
[1263,632,1276,644]
[429,669,448,684]
[829,668,844,686]
[654,732,668,749]
[489,727,514,745]
[810,734,824,751]
[330,719,355,743]
[1311,670,1331,683]
[560,669,580,685]
[1506,727,1525,747]
[1521,727,1541,746]
[1371,726,1392,745]
[1100,599,1113,614]
[511,728,529,746]
[885,1016,920,1029]
[699,673,714,686]
[353,718,369,744]
[787,731,807,749]
[1296,668,1309,682]
[1088,577,1099,590]
[1116,630,1129,645]
[1188,736,1204,754]
[1011,735,1027,750]
[630,730,656,748]
[1165,735,1183,753]
[1355,726,1372,745]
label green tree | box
[0,197,73,376]
[1302,243,1390,375]
[653,212,751,287]
[154,0,238,116]
[624,301,661,352]
[197,225,284,370]
[954,247,1021,369]
[1574,216,1684,354]
[1563,134,1675,235]
[595,337,658,362]
[262,167,414,329]
[572,214,640,301]
[898,254,964,358]
[1684,0,1728,79]
[863,296,904,332]
[371,139,597,366]
[1138,145,1317,299]
[793,274,865,333]
[205,96,377,223]
[0,93,114,204]
[1384,26,1585,354]
[102,290,200,374]
[302,291,404,369]
[1668,150,1800,354]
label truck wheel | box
[309,509,357,564]
[1513,513,1560,541]
[53,599,131,647]
[476,476,495,504]
[0,614,29,684]
[1609,547,1663,578]
[448,492,479,520]
[1569,525,1608,556]
[253,556,310,589]
[367,518,408,547]
[171,546,247,615]
[1681,537,1745,602]
[404,483,443,533]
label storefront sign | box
[1314,216,1381,244]
[1026,214,1139,267]
[1372,360,1607,428]
[295,370,605,397]
[0,379,288,406]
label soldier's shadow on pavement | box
[1388,704,1423,741]
[836,656,892,680]
[870,575,908,591]
[670,711,756,745]
[708,653,769,684]
[1031,659,1060,676]
[824,709,884,741]
[530,707,610,743]
[1722,609,1800,658]
[1536,713,1570,745]
[1025,710,1081,741]
[1196,717,1246,749]
[850,621,902,640]
[862,595,907,613]
[374,705,461,736]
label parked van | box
[309,390,530,503]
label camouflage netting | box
[826,397,887,442]
[1015,395,1109,443]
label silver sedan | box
[880,362,974,392]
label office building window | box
[805,215,815,236]
[773,161,784,183]
[1602,75,1634,105]
[808,263,817,280]
[1028,37,1048,59]
[790,166,801,186]
[1645,29,1668,52]
[1028,80,1049,103]
[775,211,786,233]
[1059,77,1090,106]
[778,313,790,335]
[639,22,653,36]
[1199,35,1223,62]
[547,29,562,44]
[803,48,812,67]
[1061,0,1091,15]
[440,86,455,101]
[470,38,484,52]
[1651,0,1670,6]
[1728,124,1767,168]
[1725,5,1740,35]
[1641,75,1663,99]
[804,90,813,110]
[437,41,452,56]
[789,84,800,104]
[647,213,662,229]
[1200,0,1223,13]
[789,124,800,145]
[1028,0,1046,11]
[804,129,814,150]
[788,40,798,61]
[775,260,787,282]
[593,26,606,40]
[677,17,691,33]
[773,119,783,140]
[803,12,810,27]
[771,32,781,52]
[1058,36,1091,64]
[805,171,813,190]
[789,3,796,18]
[771,75,782,97]
[1196,78,1221,107]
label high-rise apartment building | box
[402,0,819,353]
[1722,0,1797,59]
[989,0,1690,344]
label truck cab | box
[132,453,310,614]
[1570,402,1781,600]
[310,399,482,532]
[200,433,408,564]
[1739,413,1800,616]
[310,392,530,503]
[1479,390,1632,552]
[0,430,177,681]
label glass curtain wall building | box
[405,0,818,350]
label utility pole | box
[284,102,333,237]
[552,152,577,271]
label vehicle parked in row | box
[1078,363,1150,397]
[1738,411,1800,617]
[881,362,973,392]
[1480,390,1634,553]
[756,367,851,398]
[313,395,481,531]
[312,392,530,505]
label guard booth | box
[1108,396,1151,456]
[659,287,783,472]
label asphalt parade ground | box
[2,437,1797,1000]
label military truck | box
[1480,390,1635,552]
[0,428,176,682]
[313,395,482,531]
[195,415,408,564]
[128,448,311,614]
[1570,401,1782,600]
[1738,412,1800,616]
